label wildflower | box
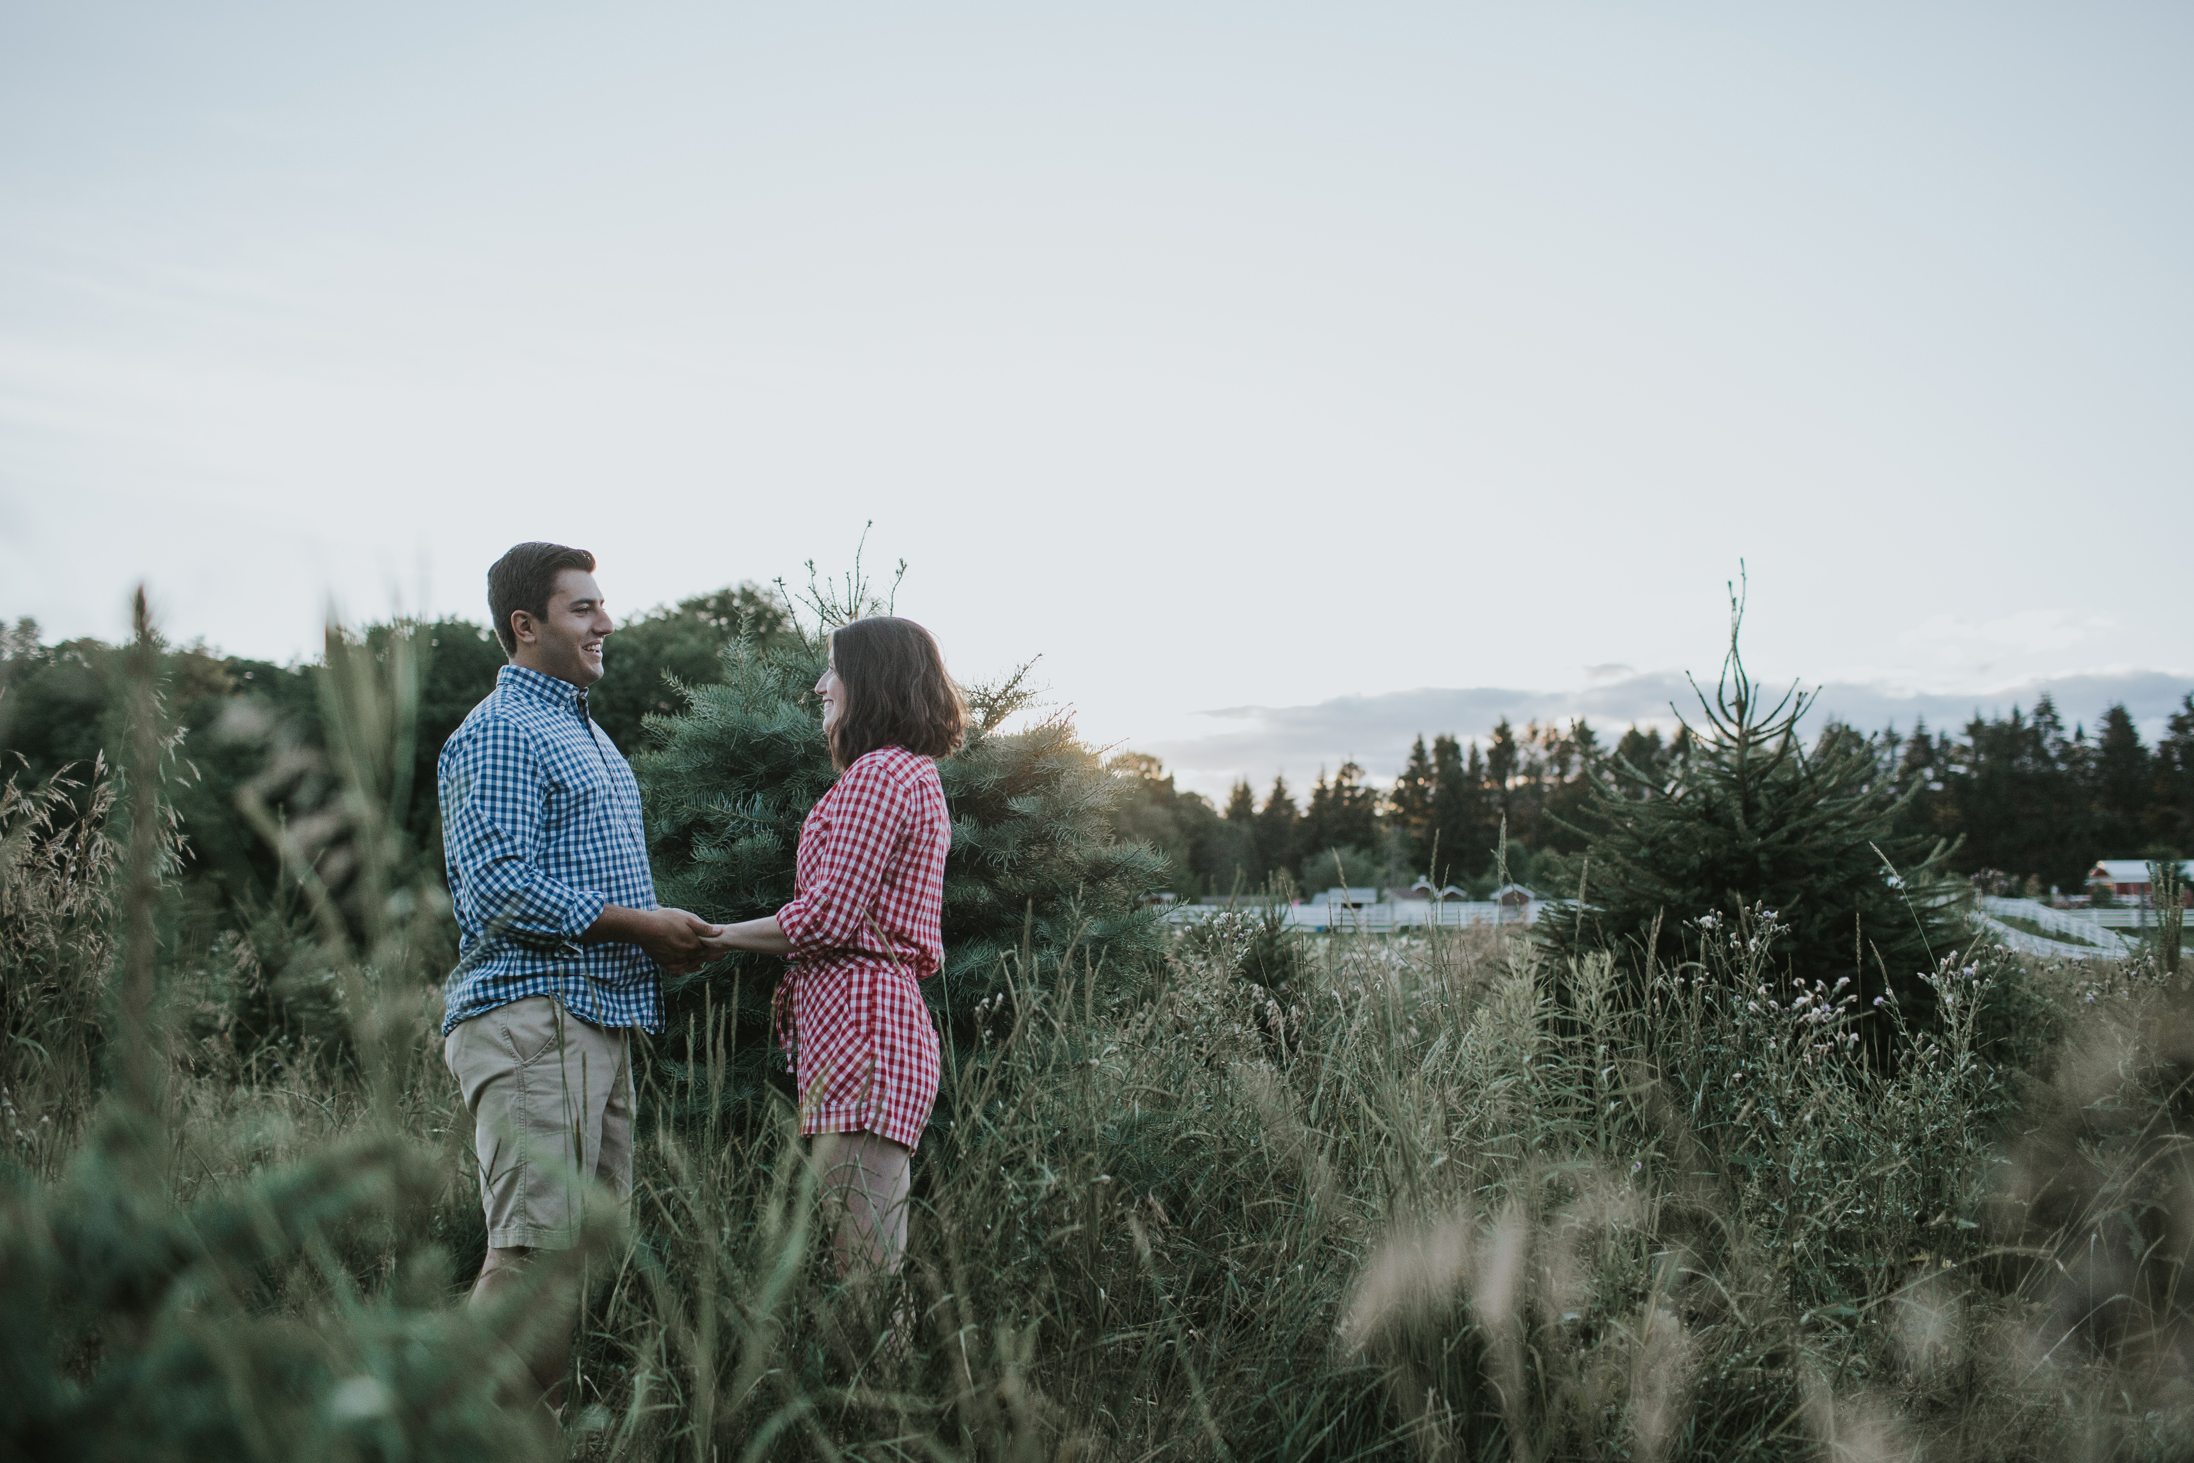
[1873,996,1886,1007]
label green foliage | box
[14,587,2194,1460]
[1,598,578,1463]
[636,566,1168,1118]
[1297,760,1379,875]
[585,584,794,754]
[1106,752,1260,898]
[2150,858,2185,977]
[1252,774,1300,886]
[0,587,789,924]
[0,759,120,1130]
[1545,596,1964,1013]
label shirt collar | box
[498,663,590,713]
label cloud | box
[1137,668,2194,799]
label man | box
[437,541,714,1411]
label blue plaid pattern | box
[438,664,663,1035]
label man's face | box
[512,569,612,687]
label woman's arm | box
[772,762,911,959]
[699,915,791,957]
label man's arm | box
[584,904,715,975]
[442,720,611,949]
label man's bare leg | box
[469,1244,575,1410]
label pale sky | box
[4,2,2189,797]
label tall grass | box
[7,603,2194,1460]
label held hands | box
[584,905,717,975]
[634,908,718,975]
[586,904,789,968]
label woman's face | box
[815,648,844,733]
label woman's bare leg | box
[812,1131,912,1277]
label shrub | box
[635,563,1167,1121]
[1545,588,1965,1017]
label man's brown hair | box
[827,616,966,770]
[488,542,596,654]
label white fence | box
[1162,899,1547,933]
[1976,896,2132,956]
[1165,894,2164,949]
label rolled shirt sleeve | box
[442,718,607,951]
[776,763,911,959]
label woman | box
[701,616,963,1278]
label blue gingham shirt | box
[438,664,663,1034]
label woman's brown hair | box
[826,616,967,770]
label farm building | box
[2087,859,2194,906]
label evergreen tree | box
[1950,698,2090,889]
[1537,720,1599,854]
[1297,760,1380,882]
[1388,736,1437,870]
[1486,719,1521,832]
[585,583,793,753]
[1427,734,1488,884]
[1253,777,1300,888]
[1608,726,1671,800]
[637,569,1167,1120]
[1544,602,1961,1016]
[2162,695,2194,854]
[1107,752,1236,896]
[1211,779,1263,894]
[2094,703,2153,855]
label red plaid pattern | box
[775,746,950,1149]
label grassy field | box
[8,617,2194,1460]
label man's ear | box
[509,610,538,646]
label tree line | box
[3,598,2190,913]
[1113,695,2194,901]
[0,587,790,924]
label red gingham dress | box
[774,745,950,1150]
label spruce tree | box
[1298,760,1379,872]
[1253,777,1300,886]
[1388,736,1437,870]
[1543,595,1962,1015]
[635,565,1167,1120]
[2164,695,2194,853]
[584,582,793,752]
[1428,735,1488,884]
[1485,718,1520,828]
[2094,704,2153,855]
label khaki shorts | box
[443,995,635,1251]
